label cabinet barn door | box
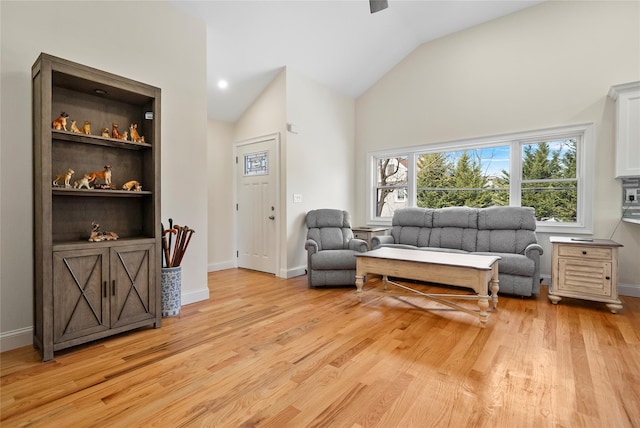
[53,249,110,343]
[110,244,156,328]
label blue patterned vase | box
[161,266,182,317]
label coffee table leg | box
[477,297,490,327]
[356,274,364,302]
[490,264,499,309]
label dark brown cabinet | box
[33,53,162,361]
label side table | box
[548,236,623,313]
[352,227,388,250]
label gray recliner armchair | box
[305,209,368,288]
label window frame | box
[366,123,594,234]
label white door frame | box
[233,133,281,276]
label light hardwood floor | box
[2,269,639,427]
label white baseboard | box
[0,326,33,353]
[181,287,210,306]
[619,282,640,298]
[208,260,236,272]
[281,265,306,279]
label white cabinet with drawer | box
[548,236,623,313]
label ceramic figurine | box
[81,121,91,135]
[86,165,112,187]
[101,128,110,138]
[52,112,69,131]
[70,120,82,133]
[111,123,122,139]
[88,221,119,242]
[73,174,92,189]
[129,123,142,142]
[52,169,74,188]
[122,180,141,191]
[119,131,129,141]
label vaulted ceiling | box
[171,1,542,122]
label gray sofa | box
[305,209,368,288]
[372,206,543,297]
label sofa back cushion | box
[306,209,354,250]
[390,207,434,247]
[476,206,537,254]
[429,207,478,251]
[390,207,478,251]
[389,206,538,254]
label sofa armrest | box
[349,238,369,253]
[524,243,544,294]
[524,243,543,258]
[371,235,394,249]
[305,239,319,254]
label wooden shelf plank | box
[52,188,152,197]
[52,130,152,149]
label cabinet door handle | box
[606,276,611,280]
[103,281,107,297]
[112,280,116,296]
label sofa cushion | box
[477,206,536,230]
[433,206,478,228]
[473,252,535,276]
[428,227,478,252]
[311,249,358,270]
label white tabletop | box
[357,247,500,270]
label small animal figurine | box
[122,180,141,191]
[86,165,112,187]
[111,123,122,139]
[140,136,145,144]
[52,169,74,188]
[52,112,69,131]
[70,120,82,133]
[129,123,141,142]
[73,174,92,189]
[81,121,91,135]
[101,128,110,138]
[118,131,129,141]
[88,222,119,242]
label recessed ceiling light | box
[218,80,228,89]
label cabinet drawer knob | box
[606,276,611,280]
[582,251,587,255]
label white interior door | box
[236,136,278,274]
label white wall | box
[207,68,356,278]
[355,1,640,289]
[0,0,209,351]
[207,119,235,272]
[233,69,288,276]
[286,68,356,275]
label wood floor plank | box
[2,269,640,427]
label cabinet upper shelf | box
[52,188,152,197]
[52,130,152,150]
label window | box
[375,156,408,217]
[368,124,594,233]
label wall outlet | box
[626,188,639,202]
[293,193,302,203]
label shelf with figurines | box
[52,112,152,150]
[52,165,150,197]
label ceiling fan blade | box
[370,0,388,14]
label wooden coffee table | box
[355,248,500,326]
